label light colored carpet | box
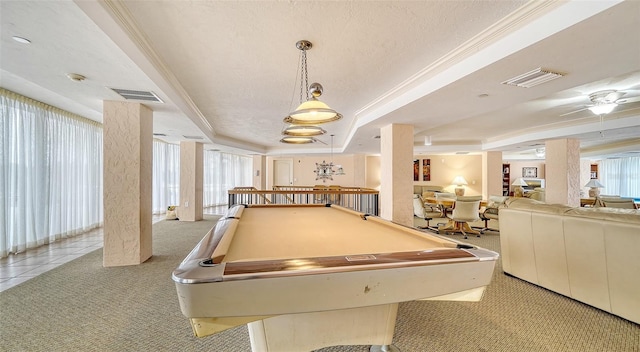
[1,215,638,352]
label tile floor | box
[0,206,226,293]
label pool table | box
[172,204,498,351]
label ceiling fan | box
[560,89,640,116]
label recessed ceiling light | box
[66,73,86,82]
[12,36,31,44]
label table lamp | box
[452,176,468,196]
[511,178,528,197]
[584,179,605,197]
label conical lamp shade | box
[284,98,342,125]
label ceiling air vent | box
[501,68,563,88]
[110,88,164,103]
[455,151,470,155]
[183,135,204,140]
[153,133,166,136]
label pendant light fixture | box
[280,136,317,144]
[282,40,342,127]
[282,125,326,137]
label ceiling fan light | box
[588,103,617,115]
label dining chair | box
[479,195,508,233]
[434,192,456,217]
[442,195,482,239]
[593,195,620,207]
[413,194,441,232]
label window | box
[1,89,103,257]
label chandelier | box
[280,40,342,144]
[314,134,345,182]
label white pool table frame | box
[173,204,498,351]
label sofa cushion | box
[413,185,444,194]
[564,207,640,224]
[506,198,573,214]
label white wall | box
[413,154,483,196]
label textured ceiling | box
[1,0,639,159]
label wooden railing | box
[228,186,379,215]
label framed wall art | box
[422,159,431,181]
[523,167,537,178]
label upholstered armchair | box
[479,195,508,233]
[441,195,482,239]
[600,197,637,209]
[528,188,545,202]
[413,194,441,231]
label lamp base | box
[588,187,600,198]
[455,187,465,197]
[514,186,524,197]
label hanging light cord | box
[331,134,334,163]
[299,48,309,103]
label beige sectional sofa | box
[413,185,444,197]
[500,198,640,324]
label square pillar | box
[482,151,503,199]
[545,139,581,206]
[380,124,414,226]
[252,155,266,189]
[180,141,203,221]
[103,101,153,267]
[352,154,367,188]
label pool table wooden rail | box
[217,248,478,278]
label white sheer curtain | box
[1,89,103,258]
[203,150,252,207]
[152,140,180,214]
[599,156,640,198]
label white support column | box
[180,141,203,221]
[252,155,266,189]
[545,139,581,206]
[380,124,414,226]
[352,154,367,188]
[482,151,503,199]
[103,101,153,267]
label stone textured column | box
[103,101,153,267]
[545,139,581,206]
[380,124,414,226]
[180,141,203,221]
[482,151,503,199]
